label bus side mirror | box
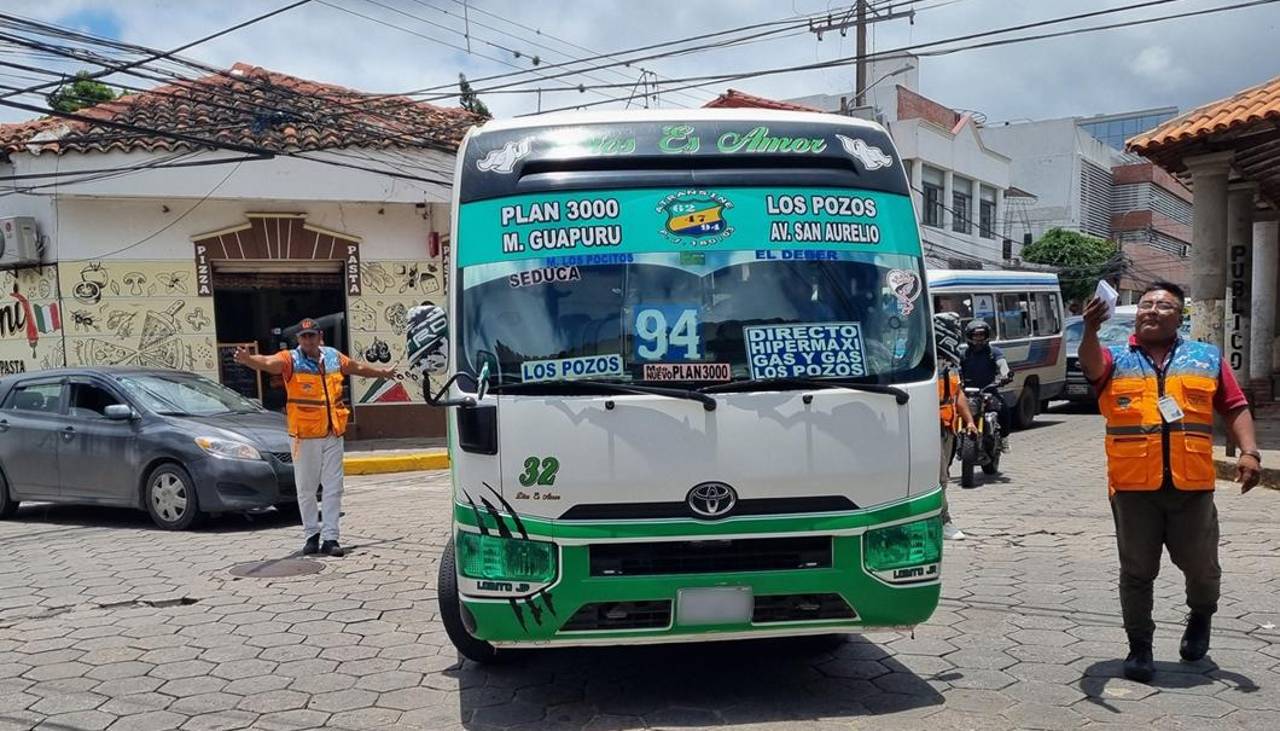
[475,361,490,401]
[424,363,490,409]
[424,373,476,409]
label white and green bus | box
[414,110,944,661]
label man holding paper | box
[1077,281,1261,683]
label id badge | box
[1157,395,1184,423]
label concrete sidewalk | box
[342,437,449,475]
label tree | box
[457,73,491,119]
[1021,227,1119,302]
[46,71,119,113]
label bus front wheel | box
[438,537,503,664]
[1014,382,1039,430]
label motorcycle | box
[959,377,1012,488]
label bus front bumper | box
[453,488,943,647]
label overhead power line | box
[0,0,313,102]
[431,0,1194,103]
[316,0,644,109]
[398,0,708,106]
[0,20,472,164]
[517,0,1271,114]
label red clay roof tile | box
[0,62,480,157]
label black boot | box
[303,533,320,555]
[1180,612,1212,662]
[1123,632,1154,683]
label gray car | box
[0,367,296,530]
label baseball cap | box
[297,318,321,335]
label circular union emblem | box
[686,481,738,519]
[655,189,735,247]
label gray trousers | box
[940,429,955,524]
[1110,489,1221,637]
[294,435,345,542]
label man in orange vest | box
[236,318,397,557]
[935,312,978,541]
[1078,281,1261,682]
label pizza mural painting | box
[4,251,448,407]
[58,260,216,381]
[351,258,445,405]
[0,266,62,376]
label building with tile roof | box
[1128,73,1280,408]
[0,63,481,439]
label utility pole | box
[809,2,916,111]
[855,1,867,107]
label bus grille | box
[589,537,831,577]
[752,593,856,623]
[560,601,672,632]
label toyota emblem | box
[687,482,738,519]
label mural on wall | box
[58,260,215,380]
[351,258,446,405]
[0,266,62,375]
[4,244,449,410]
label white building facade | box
[0,64,475,439]
[786,56,1015,269]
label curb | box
[1213,456,1280,490]
[343,451,450,475]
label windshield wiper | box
[699,377,910,405]
[491,379,717,411]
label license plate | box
[676,587,753,626]
[1067,384,1089,395]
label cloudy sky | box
[0,0,1275,125]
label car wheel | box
[144,463,205,531]
[439,537,502,664]
[0,469,18,519]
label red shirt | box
[1095,335,1248,414]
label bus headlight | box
[457,532,557,583]
[863,517,942,572]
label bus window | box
[972,294,996,326]
[934,294,972,319]
[1033,292,1062,335]
[998,292,1031,339]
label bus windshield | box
[459,249,930,387]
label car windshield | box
[1064,316,1136,350]
[458,250,932,388]
[118,374,263,416]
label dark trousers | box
[1110,489,1221,638]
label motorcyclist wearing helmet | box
[960,318,1012,450]
[936,312,978,541]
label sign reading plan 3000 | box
[457,187,921,267]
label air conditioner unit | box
[0,216,41,269]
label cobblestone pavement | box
[2,408,1279,730]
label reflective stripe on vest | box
[284,346,350,439]
[1097,338,1219,492]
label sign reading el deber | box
[744,322,867,379]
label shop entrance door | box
[211,264,347,412]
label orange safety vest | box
[283,346,349,439]
[1097,338,1219,493]
[938,368,960,431]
